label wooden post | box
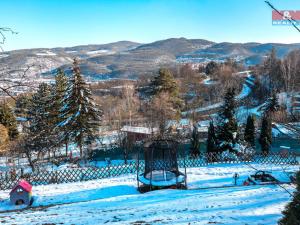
[136,147,140,191]
[184,151,187,189]
[150,146,154,191]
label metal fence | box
[0,152,298,190]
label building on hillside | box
[197,120,210,140]
[167,119,192,134]
[121,126,159,143]
[291,93,300,117]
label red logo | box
[272,10,300,25]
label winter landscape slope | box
[0,164,297,225]
[1,38,300,81]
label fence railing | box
[0,152,298,190]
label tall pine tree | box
[264,92,279,114]
[190,124,200,157]
[216,88,238,152]
[58,59,102,158]
[259,115,272,155]
[244,115,255,147]
[258,93,278,155]
[15,94,31,119]
[149,68,182,110]
[51,69,69,155]
[150,68,179,97]
[22,83,56,168]
[148,68,182,135]
[207,121,217,154]
[52,68,68,124]
[27,83,53,152]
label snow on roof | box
[197,120,210,127]
[168,119,191,127]
[121,126,158,134]
[16,117,28,122]
[10,180,32,194]
[280,146,290,149]
[197,127,208,132]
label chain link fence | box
[0,152,298,190]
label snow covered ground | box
[35,51,57,56]
[272,123,300,139]
[86,49,115,55]
[0,163,298,224]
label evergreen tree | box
[258,92,278,155]
[216,88,238,152]
[21,83,56,167]
[27,83,53,151]
[148,68,182,136]
[190,124,200,157]
[264,92,279,114]
[150,68,179,97]
[58,59,102,158]
[50,69,69,155]
[149,68,182,110]
[15,94,32,119]
[279,171,300,225]
[52,68,68,124]
[244,115,255,147]
[207,121,217,154]
[259,115,272,155]
[0,103,19,140]
[205,61,219,75]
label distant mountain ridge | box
[1,38,299,80]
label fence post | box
[136,152,140,191]
[184,153,187,188]
[108,163,111,178]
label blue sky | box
[1,0,300,51]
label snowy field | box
[0,163,298,225]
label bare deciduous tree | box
[0,27,17,51]
[0,26,37,101]
[0,65,39,100]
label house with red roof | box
[10,180,32,205]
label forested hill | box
[1,38,300,80]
